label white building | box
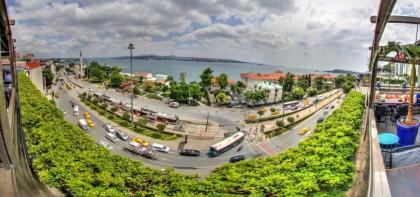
[155,74,168,81]
[255,81,282,103]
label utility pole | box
[128,43,135,125]
[205,111,209,133]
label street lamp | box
[128,43,135,125]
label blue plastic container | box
[396,118,419,146]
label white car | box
[152,143,170,153]
[97,140,113,150]
[104,124,116,133]
[105,133,119,142]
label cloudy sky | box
[8,0,420,72]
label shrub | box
[287,116,295,123]
[246,114,257,121]
[99,110,106,115]
[101,102,108,110]
[92,98,99,105]
[156,123,166,132]
[111,106,118,113]
[270,107,277,113]
[122,112,131,121]
[276,120,284,128]
[257,108,267,117]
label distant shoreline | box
[111,55,269,66]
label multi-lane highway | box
[55,79,343,176]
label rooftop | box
[240,72,286,81]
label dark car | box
[179,149,201,156]
[116,130,129,141]
[317,117,324,123]
[229,155,245,163]
[330,105,335,109]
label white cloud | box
[8,0,420,72]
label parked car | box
[179,149,200,156]
[62,110,66,115]
[83,112,91,119]
[116,130,129,141]
[323,109,329,115]
[317,117,325,123]
[152,143,170,153]
[104,124,116,133]
[229,155,245,163]
[163,98,174,104]
[330,105,335,109]
[169,101,180,108]
[105,133,119,142]
[97,140,113,150]
[298,127,309,135]
[86,119,95,128]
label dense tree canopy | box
[217,73,228,90]
[291,87,305,99]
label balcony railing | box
[367,109,392,197]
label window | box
[2,65,13,108]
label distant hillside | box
[324,69,361,75]
[113,55,250,64]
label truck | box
[78,119,88,131]
[124,141,158,159]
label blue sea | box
[86,58,322,82]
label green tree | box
[307,87,318,96]
[279,72,294,93]
[111,106,118,113]
[122,112,131,121]
[215,92,228,104]
[254,90,268,101]
[314,76,326,90]
[133,86,141,95]
[110,73,123,88]
[101,102,108,110]
[342,82,353,93]
[334,74,347,88]
[42,67,54,89]
[217,73,228,89]
[188,82,203,101]
[156,123,166,132]
[136,118,148,127]
[276,120,284,128]
[287,116,295,123]
[296,77,310,91]
[200,67,213,88]
[291,87,305,99]
[244,90,255,103]
[179,72,187,83]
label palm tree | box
[377,42,420,125]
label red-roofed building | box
[135,72,153,80]
[210,77,235,92]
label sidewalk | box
[250,90,343,132]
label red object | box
[396,52,405,61]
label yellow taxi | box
[84,112,91,119]
[134,137,144,144]
[86,119,95,128]
[141,141,150,147]
[133,137,150,147]
[298,127,309,136]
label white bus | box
[208,132,245,157]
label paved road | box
[70,76,338,133]
[56,85,256,176]
[54,80,343,176]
